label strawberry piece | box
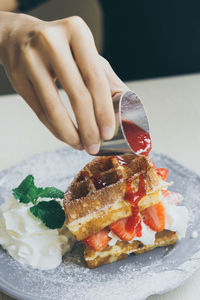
[110,218,136,241]
[83,228,110,251]
[110,209,142,241]
[152,162,168,181]
[161,190,169,197]
[162,190,183,205]
[156,168,169,181]
[141,202,165,232]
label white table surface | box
[0,74,200,300]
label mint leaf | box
[30,200,65,229]
[38,187,64,199]
[12,175,64,204]
[13,176,65,229]
[12,175,39,204]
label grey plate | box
[0,148,200,300]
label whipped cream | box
[108,193,188,246]
[163,199,188,239]
[0,196,75,270]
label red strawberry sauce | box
[77,171,90,181]
[122,120,152,156]
[124,174,147,236]
[125,174,146,206]
[92,174,107,190]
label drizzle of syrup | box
[125,174,146,206]
[92,174,108,190]
[124,174,147,236]
[135,216,142,237]
[122,120,152,156]
[77,170,90,182]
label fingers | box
[22,48,82,149]
[9,71,64,141]
[67,17,115,141]
[43,28,101,154]
[4,16,127,156]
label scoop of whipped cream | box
[0,196,75,270]
[163,199,188,239]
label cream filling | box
[163,202,188,239]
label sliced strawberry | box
[161,190,168,197]
[110,217,136,241]
[156,168,169,181]
[141,202,165,232]
[83,228,110,251]
[109,209,142,241]
[162,190,183,205]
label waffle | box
[64,155,162,241]
[84,230,178,269]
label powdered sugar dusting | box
[0,147,200,300]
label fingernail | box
[75,144,84,151]
[87,144,100,155]
[101,127,114,140]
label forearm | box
[0,0,18,11]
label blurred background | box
[1,0,200,95]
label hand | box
[0,12,128,154]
